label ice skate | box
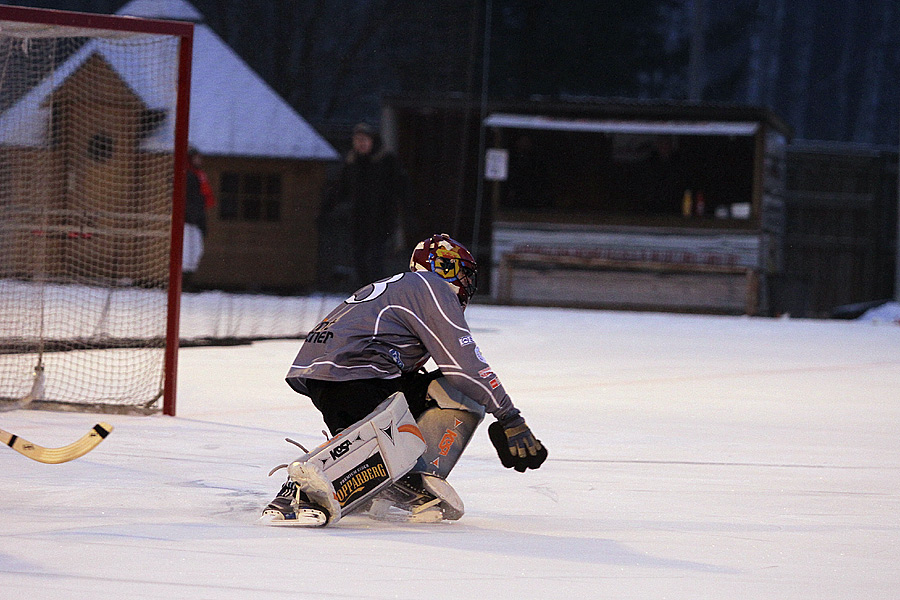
[259,479,329,527]
[287,460,342,522]
[367,472,463,523]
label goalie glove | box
[489,412,547,472]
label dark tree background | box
[6,0,900,145]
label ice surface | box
[2,304,899,599]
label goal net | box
[0,7,193,415]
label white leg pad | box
[290,392,426,522]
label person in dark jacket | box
[334,123,408,287]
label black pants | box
[304,371,440,435]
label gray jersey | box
[286,271,517,420]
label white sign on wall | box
[484,148,509,181]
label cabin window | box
[218,172,282,222]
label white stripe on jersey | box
[375,305,462,369]
[400,274,502,411]
[411,271,470,334]
[372,272,472,370]
[290,360,396,376]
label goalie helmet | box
[410,234,478,308]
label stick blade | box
[3,422,113,464]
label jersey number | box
[345,274,404,304]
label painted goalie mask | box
[409,233,478,308]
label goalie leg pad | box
[411,377,485,479]
[364,378,480,523]
[291,391,426,521]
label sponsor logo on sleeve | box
[489,377,501,389]
[389,348,405,369]
[474,346,487,364]
[458,335,475,347]
[479,367,494,379]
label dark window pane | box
[218,173,283,222]
[243,175,262,194]
[87,133,114,162]
[219,173,240,219]
[220,173,239,194]
[243,196,261,220]
[266,174,282,194]
[265,198,280,221]
[219,193,239,220]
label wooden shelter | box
[383,96,791,314]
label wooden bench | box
[495,252,760,315]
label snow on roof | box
[0,35,178,147]
[116,0,204,22]
[118,0,337,159]
[484,113,761,136]
[0,0,337,161]
[181,25,337,159]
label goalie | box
[261,234,547,526]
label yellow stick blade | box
[1,423,113,464]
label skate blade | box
[258,508,327,527]
[365,499,444,523]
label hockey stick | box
[1,422,113,464]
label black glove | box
[489,413,547,472]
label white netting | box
[0,20,182,413]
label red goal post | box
[0,6,193,415]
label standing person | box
[261,234,547,527]
[182,146,215,292]
[334,122,408,287]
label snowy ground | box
[1,303,899,599]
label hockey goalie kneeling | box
[262,378,484,527]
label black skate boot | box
[259,479,329,527]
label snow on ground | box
[859,301,900,325]
[1,304,899,599]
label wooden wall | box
[194,157,328,292]
[1,54,172,286]
[778,144,897,316]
